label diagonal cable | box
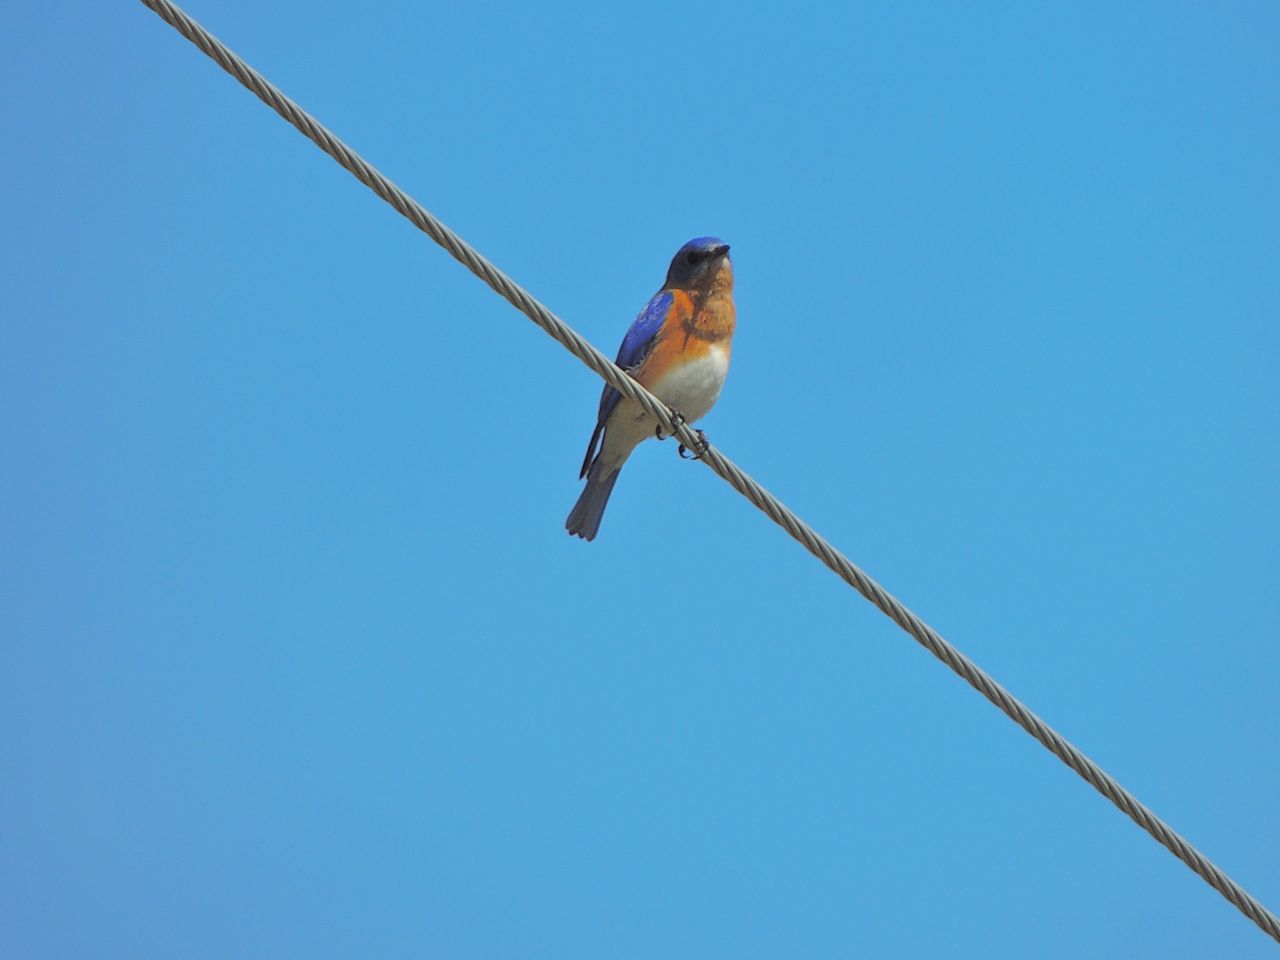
[136,0,1280,944]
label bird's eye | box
[684,251,702,266]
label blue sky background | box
[4,2,1278,956]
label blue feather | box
[615,291,672,370]
[577,291,673,478]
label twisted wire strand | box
[137,0,1280,943]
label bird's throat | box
[683,290,736,344]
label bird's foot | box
[678,429,709,460]
[656,411,686,442]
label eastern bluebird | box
[566,237,736,540]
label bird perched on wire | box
[566,237,736,541]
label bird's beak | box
[713,243,731,258]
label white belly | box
[648,345,730,424]
[597,345,730,465]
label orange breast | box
[633,289,734,389]
[635,329,716,388]
[693,291,736,343]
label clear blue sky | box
[4,2,1278,956]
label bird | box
[566,236,736,541]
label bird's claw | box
[656,411,686,442]
[656,411,707,458]
[678,429,709,460]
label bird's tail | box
[566,461,622,541]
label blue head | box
[665,236,731,289]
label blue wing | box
[615,291,672,371]
[578,291,672,478]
